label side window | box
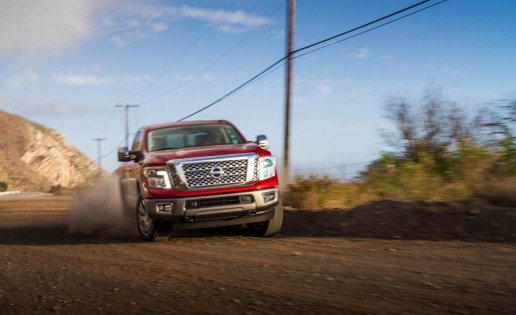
[132,129,144,151]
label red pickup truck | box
[116,120,282,241]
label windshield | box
[147,124,246,152]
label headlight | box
[144,167,171,189]
[259,156,276,180]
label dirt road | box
[1,195,515,314]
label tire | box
[136,196,171,242]
[247,201,284,237]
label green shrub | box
[361,141,492,201]
[0,181,7,192]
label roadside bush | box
[283,175,373,209]
[363,152,440,200]
[0,181,7,192]
[362,142,491,201]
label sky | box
[1,0,515,179]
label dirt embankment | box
[284,199,516,242]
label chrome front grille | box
[168,154,258,190]
[184,160,247,188]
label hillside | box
[0,110,101,191]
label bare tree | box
[383,95,417,158]
[382,88,489,161]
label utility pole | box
[284,0,295,182]
[115,104,139,148]
[91,138,107,168]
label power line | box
[176,57,286,122]
[292,0,433,55]
[175,0,446,121]
[121,0,237,102]
[74,160,97,172]
[140,2,286,105]
[74,137,127,173]
[293,0,448,60]
[101,138,127,159]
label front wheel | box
[137,197,171,242]
[247,201,283,237]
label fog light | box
[262,192,276,204]
[156,203,173,213]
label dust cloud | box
[68,175,136,238]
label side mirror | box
[256,135,269,149]
[117,147,132,162]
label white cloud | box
[317,84,332,96]
[107,4,273,45]
[173,73,216,82]
[345,87,375,100]
[217,24,246,34]
[0,93,93,116]
[109,36,129,48]
[92,64,102,72]
[179,6,271,30]
[425,65,462,75]
[293,98,304,105]
[53,74,116,86]
[151,22,168,32]
[0,0,105,57]
[4,70,39,88]
[0,1,273,56]
[124,74,154,83]
[53,73,154,85]
[347,47,371,60]
[201,74,215,82]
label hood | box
[142,143,270,165]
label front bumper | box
[143,187,279,229]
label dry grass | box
[282,176,375,210]
[472,176,516,207]
[283,175,516,210]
